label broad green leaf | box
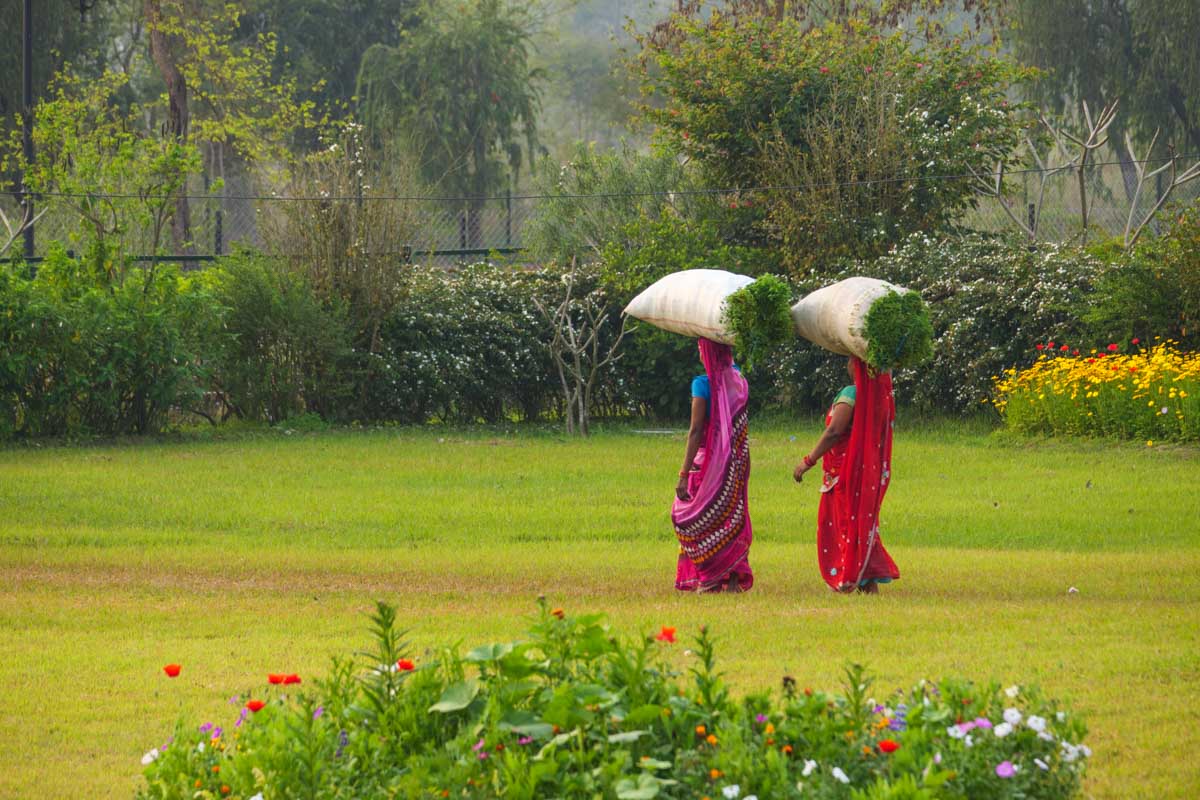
[428,679,479,713]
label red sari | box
[817,358,900,592]
[672,339,754,593]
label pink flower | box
[819,66,829,74]
[995,761,1016,778]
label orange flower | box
[764,723,775,734]
[194,780,202,788]
[268,673,285,685]
[397,659,415,671]
[656,626,677,643]
[879,739,900,753]
[695,725,707,736]
[782,744,793,755]
[706,734,718,745]
[862,745,873,755]
[709,768,722,780]
[766,738,775,746]
[246,699,266,713]
[551,608,565,619]
[162,664,181,678]
[211,765,220,773]
[220,785,230,795]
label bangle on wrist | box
[679,470,690,478]
[803,454,816,469]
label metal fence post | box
[505,185,512,247]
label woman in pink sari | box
[793,357,899,593]
[671,338,754,593]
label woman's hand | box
[676,477,691,501]
[793,462,810,483]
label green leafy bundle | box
[862,290,934,371]
[722,275,794,371]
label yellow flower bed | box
[992,340,1200,441]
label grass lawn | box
[1,420,1198,798]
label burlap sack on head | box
[623,269,754,344]
[790,277,906,360]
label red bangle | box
[803,454,816,469]
[679,470,690,478]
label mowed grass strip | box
[1,423,1198,798]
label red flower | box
[1035,344,1044,350]
[268,673,285,685]
[819,66,830,74]
[283,674,301,685]
[163,664,181,678]
[1132,338,1140,345]
[1047,341,1055,348]
[1129,366,1138,373]
[655,626,677,643]
[1073,350,1080,356]
[1060,345,1069,352]
[879,739,900,753]
[681,131,690,140]
[246,699,266,713]
[397,659,415,671]
[1108,343,1119,352]
[1087,358,1095,364]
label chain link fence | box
[5,159,1198,265]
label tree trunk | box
[145,0,192,254]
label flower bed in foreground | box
[139,601,1089,799]
[992,340,1200,442]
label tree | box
[1010,0,1200,195]
[234,0,418,137]
[357,0,545,246]
[636,12,1029,272]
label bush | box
[1084,203,1200,349]
[209,250,354,424]
[993,341,1200,441]
[373,263,560,423]
[139,600,1091,799]
[0,244,221,438]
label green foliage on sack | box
[139,600,1091,800]
[723,275,794,372]
[0,244,221,438]
[862,291,934,372]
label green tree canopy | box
[356,0,544,200]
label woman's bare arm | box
[793,402,852,483]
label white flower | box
[1062,743,1080,762]
[744,796,758,800]
[722,785,740,799]
[1079,744,1092,758]
[947,725,966,739]
[1003,707,1022,725]
[802,760,818,777]
[993,722,1013,738]
[196,742,205,753]
[140,748,159,765]
[1035,758,1049,771]
[831,766,850,784]
[1056,711,1067,722]
[1005,685,1020,698]
[1026,715,1047,732]
[1038,731,1055,742]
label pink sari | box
[672,339,754,593]
[816,358,900,592]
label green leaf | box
[464,642,515,663]
[428,679,479,713]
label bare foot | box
[727,574,741,593]
[858,581,879,595]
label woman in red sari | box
[793,357,899,593]
[672,338,754,593]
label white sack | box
[790,277,906,359]
[623,269,754,345]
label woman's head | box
[846,357,856,380]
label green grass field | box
[1,421,1198,798]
